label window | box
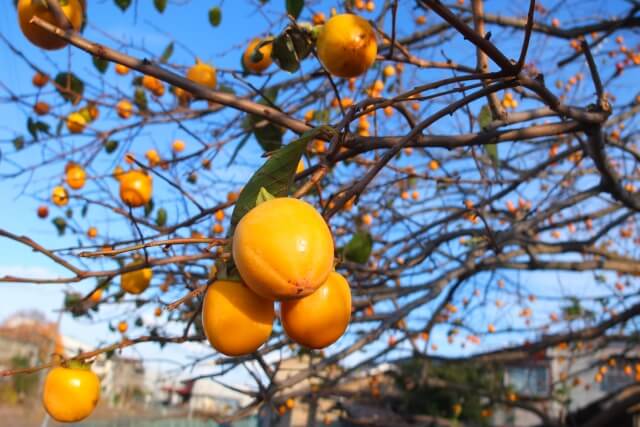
[601,367,634,393]
[506,365,550,397]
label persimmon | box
[89,288,102,303]
[115,63,129,75]
[142,75,164,96]
[172,139,186,153]
[119,170,152,207]
[145,149,161,166]
[65,163,86,190]
[232,197,334,300]
[66,112,87,134]
[86,226,98,239]
[42,366,100,423]
[52,186,69,206]
[187,61,217,89]
[18,0,84,50]
[120,261,152,295]
[37,205,49,219]
[33,101,50,116]
[313,12,326,25]
[281,272,352,349]
[243,39,273,73]
[32,72,49,88]
[116,99,133,119]
[317,14,377,78]
[117,321,128,333]
[201,280,274,356]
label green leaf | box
[155,207,167,227]
[271,27,313,72]
[114,0,131,11]
[92,56,109,74]
[242,88,284,151]
[52,217,67,236]
[314,109,329,124]
[54,72,84,105]
[478,105,499,167]
[256,187,275,206]
[134,87,148,111]
[103,139,118,154]
[478,105,492,130]
[227,132,252,166]
[285,0,304,19]
[208,7,221,27]
[160,42,174,64]
[272,31,300,72]
[154,0,167,13]
[12,136,24,151]
[230,126,332,231]
[81,204,89,218]
[254,120,284,151]
[144,199,154,217]
[485,143,499,167]
[343,231,373,264]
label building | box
[494,338,640,426]
[0,312,146,407]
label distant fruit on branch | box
[317,14,377,78]
[119,170,152,208]
[18,0,84,50]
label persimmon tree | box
[1,0,640,426]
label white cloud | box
[0,264,58,281]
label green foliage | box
[285,0,304,19]
[154,0,167,13]
[271,26,313,72]
[92,55,109,73]
[230,126,331,232]
[10,356,38,396]
[160,42,174,63]
[54,72,84,105]
[343,231,373,264]
[208,7,222,27]
[114,0,132,12]
[395,359,497,425]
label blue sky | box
[0,0,638,383]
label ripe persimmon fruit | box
[243,39,273,73]
[281,272,352,349]
[232,197,334,300]
[120,261,152,295]
[18,0,84,50]
[201,280,274,356]
[119,170,152,207]
[42,365,100,423]
[317,14,377,78]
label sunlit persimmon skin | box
[119,170,152,207]
[202,280,274,356]
[281,272,351,349]
[232,198,334,300]
[243,39,273,73]
[18,0,84,50]
[317,14,377,78]
[121,262,153,295]
[187,61,217,89]
[66,112,87,134]
[42,367,100,423]
[52,186,69,206]
[65,163,86,190]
